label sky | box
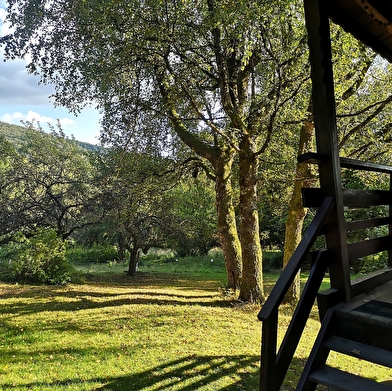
[0,1,102,145]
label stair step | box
[324,336,392,367]
[309,366,392,391]
[334,311,392,351]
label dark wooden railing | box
[258,196,334,391]
[300,153,392,296]
[259,155,392,391]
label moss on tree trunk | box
[238,139,264,303]
[214,149,242,290]
[283,102,316,303]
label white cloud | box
[0,3,55,107]
[0,57,56,105]
[1,110,76,129]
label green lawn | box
[0,256,390,390]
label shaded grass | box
[1,256,391,390]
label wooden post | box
[259,310,278,391]
[389,174,392,267]
[303,0,351,301]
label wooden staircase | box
[297,286,392,390]
[260,285,392,390]
[258,1,392,389]
[258,154,392,390]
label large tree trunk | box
[117,233,127,262]
[214,148,242,290]
[238,139,264,303]
[283,102,316,303]
[159,89,242,290]
[127,245,140,275]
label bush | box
[1,227,74,285]
[263,251,283,271]
[65,244,119,264]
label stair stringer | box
[295,305,343,391]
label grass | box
[0,253,391,390]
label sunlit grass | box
[0,274,261,391]
[0,253,390,390]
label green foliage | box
[0,227,74,285]
[0,120,100,152]
[354,252,388,275]
[139,247,176,263]
[168,175,218,256]
[263,251,284,271]
[0,124,100,241]
[65,244,119,264]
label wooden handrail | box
[258,196,335,321]
[340,157,392,174]
[258,197,334,391]
[298,152,392,174]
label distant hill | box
[0,121,101,152]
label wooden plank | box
[275,250,330,382]
[324,336,392,367]
[340,157,392,174]
[309,366,391,391]
[317,288,344,321]
[343,189,391,208]
[328,0,392,63]
[346,216,392,232]
[334,310,392,351]
[304,0,352,299]
[298,152,329,165]
[296,307,338,391]
[347,235,392,260]
[351,268,392,297]
[298,153,392,175]
[259,310,278,391]
[302,188,391,208]
[389,175,392,267]
[301,188,324,208]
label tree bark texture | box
[214,149,243,290]
[283,102,316,303]
[238,138,264,303]
[128,245,140,275]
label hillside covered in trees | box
[0,121,101,152]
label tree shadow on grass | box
[94,354,260,391]
[0,273,239,318]
[0,355,259,390]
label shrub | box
[66,244,119,264]
[1,227,74,285]
[263,251,283,271]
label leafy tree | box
[282,28,392,303]
[1,0,311,302]
[0,124,99,240]
[168,174,218,256]
[95,149,181,275]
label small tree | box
[169,174,218,256]
[96,149,179,275]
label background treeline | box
[0,121,279,283]
[0,120,288,284]
[0,106,391,287]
